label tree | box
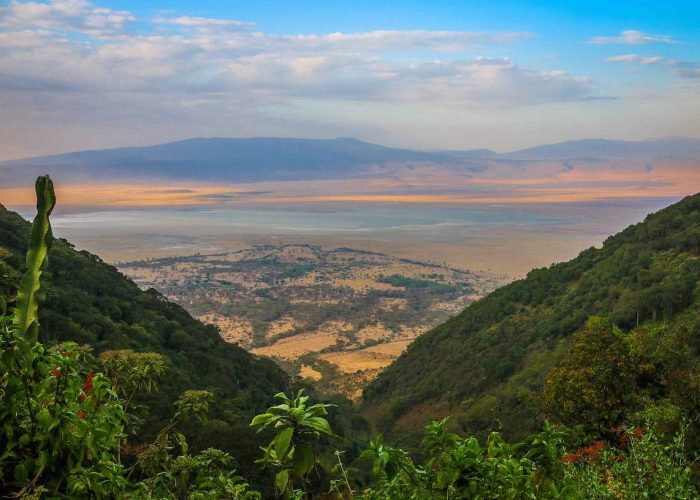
[543,317,635,433]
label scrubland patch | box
[318,350,394,373]
[251,330,338,358]
[298,364,322,380]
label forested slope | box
[363,193,700,439]
[0,203,292,476]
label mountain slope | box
[499,137,700,160]
[0,202,291,475]
[0,137,454,186]
[436,137,700,161]
[362,193,700,439]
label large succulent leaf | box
[12,175,56,341]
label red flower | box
[78,372,95,401]
[50,368,60,377]
[77,410,85,419]
[632,427,645,438]
[572,440,605,461]
[562,453,579,463]
[82,372,94,393]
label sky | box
[1,0,699,160]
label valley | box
[119,243,505,398]
[3,0,699,494]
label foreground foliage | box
[357,419,697,499]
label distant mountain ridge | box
[0,137,453,186]
[498,137,700,160]
[1,136,698,186]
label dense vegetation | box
[2,177,699,498]
[364,192,700,443]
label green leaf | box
[176,432,188,455]
[306,403,330,416]
[292,441,315,475]
[273,392,290,402]
[273,427,294,458]
[37,451,49,468]
[304,416,332,436]
[12,175,55,341]
[13,463,28,482]
[274,469,289,494]
[251,412,275,426]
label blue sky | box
[0,0,698,159]
[104,1,697,33]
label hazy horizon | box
[14,196,674,276]
[3,133,700,163]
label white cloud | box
[0,32,591,105]
[388,58,592,105]
[605,54,663,65]
[282,30,534,52]
[605,54,640,63]
[0,5,579,106]
[588,30,675,45]
[155,16,254,30]
[0,0,135,36]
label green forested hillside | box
[363,193,700,440]
[0,203,294,476]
